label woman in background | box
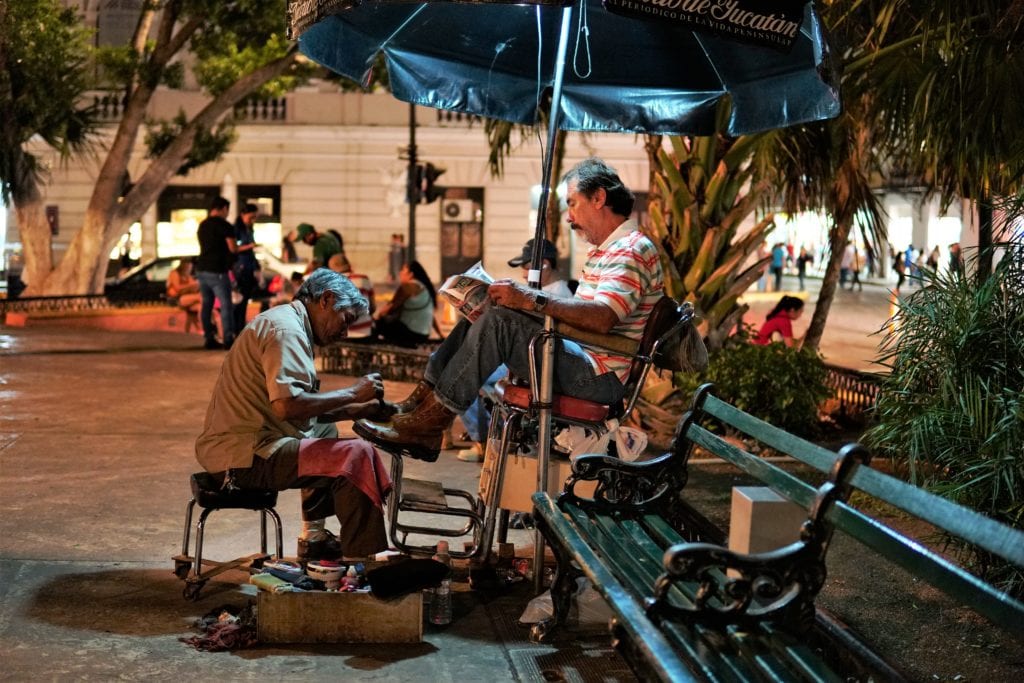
[166,258,202,333]
[752,295,804,348]
[373,260,437,347]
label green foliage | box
[193,33,308,98]
[144,112,237,176]
[864,232,1024,593]
[681,333,831,437]
[0,0,97,202]
[647,106,773,352]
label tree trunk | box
[37,49,299,295]
[977,190,994,284]
[14,186,51,295]
[804,219,852,350]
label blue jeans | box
[462,366,508,443]
[197,271,234,346]
[425,307,625,414]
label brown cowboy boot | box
[393,380,433,415]
[354,391,456,462]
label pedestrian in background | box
[294,223,341,271]
[195,196,237,350]
[770,242,786,292]
[372,260,437,347]
[232,203,261,335]
[949,243,964,276]
[796,246,813,291]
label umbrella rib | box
[379,4,427,51]
[692,31,726,90]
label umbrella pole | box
[532,2,574,596]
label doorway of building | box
[440,187,484,279]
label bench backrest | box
[683,384,1024,636]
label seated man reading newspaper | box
[354,157,664,462]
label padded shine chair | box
[476,296,697,554]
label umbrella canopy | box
[291,0,839,136]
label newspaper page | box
[439,261,493,322]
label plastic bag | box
[614,425,648,462]
[517,577,612,626]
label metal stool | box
[172,472,283,600]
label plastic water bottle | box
[430,540,453,625]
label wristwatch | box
[533,292,550,313]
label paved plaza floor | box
[0,279,900,680]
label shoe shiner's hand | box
[351,373,385,404]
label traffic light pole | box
[406,103,418,261]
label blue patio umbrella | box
[288,0,840,576]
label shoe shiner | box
[196,269,397,561]
[355,157,664,462]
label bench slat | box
[758,624,845,683]
[688,424,1024,636]
[828,502,1024,636]
[703,395,1024,568]
[726,625,842,683]
[533,494,704,682]
[688,426,818,510]
[703,395,838,471]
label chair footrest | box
[401,477,448,507]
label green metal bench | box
[531,383,1024,681]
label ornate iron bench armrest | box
[645,444,871,630]
[560,451,687,512]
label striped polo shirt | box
[575,220,664,382]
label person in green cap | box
[295,223,341,270]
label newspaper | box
[439,261,493,322]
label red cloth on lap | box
[298,438,392,509]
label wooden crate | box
[257,590,423,643]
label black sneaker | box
[297,530,344,562]
[203,339,224,350]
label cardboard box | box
[480,439,597,513]
[257,590,422,643]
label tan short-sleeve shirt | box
[195,301,336,472]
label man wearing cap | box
[355,157,663,462]
[456,238,573,462]
[294,223,341,271]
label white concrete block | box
[728,486,806,556]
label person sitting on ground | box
[354,157,664,462]
[166,258,202,332]
[328,252,375,338]
[457,237,572,463]
[371,260,437,348]
[195,269,397,561]
[293,222,341,272]
[752,295,804,348]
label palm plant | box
[865,0,1024,281]
[646,116,773,352]
[865,222,1024,593]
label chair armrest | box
[645,539,825,630]
[552,321,640,356]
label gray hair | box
[295,268,368,318]
[561,157,635,217]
